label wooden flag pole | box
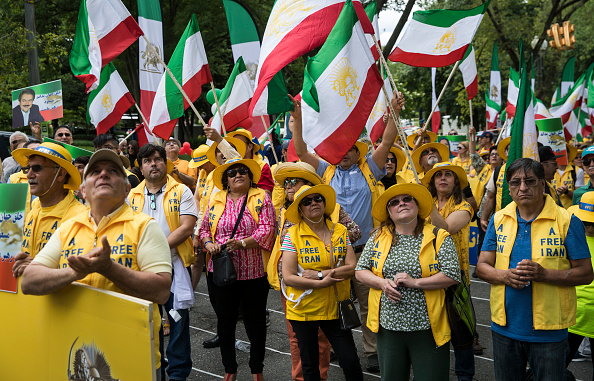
[469,99,473,133]
[260,115,280,163]
[142,35,209,131]
[371,35,400,98]
[209,82,227,136]
[495,117,513,145]
[421,61,460,132]
[380,82,420,183]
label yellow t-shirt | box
[171,158,197,183]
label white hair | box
[10,131,29,145]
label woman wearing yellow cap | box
[281,184,363,381]
[355,183,460,380]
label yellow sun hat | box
[285,184,337,224]
[372,183,433,221]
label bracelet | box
[204,240,213,246]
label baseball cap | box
[582,146,594,158]
[84,149,127,179]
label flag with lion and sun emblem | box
[87,63,135,135]
[388,1,490,68]
[301,0,382,165]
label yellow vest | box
[270,164,286,217]
[490,195,575,330]
[267,204,342,291]
[57,204,162,368]
[21,192,87,258]
[200,172,216,218]
[196,168,208,203]
[9,171,33,219]
[398,159,416,184]
[206,187,269,269]
[285,220,350,321]
[495,164,507,212]
[367,225,451,346]
[129,175,195,267]
[323,159,381,227]
[452,156,472,174]
[473,164,492,204]
[551,165,575,209]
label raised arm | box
[373,92,405,169]
[289,95,320,170]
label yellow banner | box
[0,282,155,380]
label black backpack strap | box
[493,165,502,189]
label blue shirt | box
[483,210,590,342]
[317,154,385,247]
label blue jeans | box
[454,346,475,381]
[159,292,192,380]
[492,330,568,381]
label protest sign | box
[11,80,63,128]
[0,183,28,293]
[536,118,567,165]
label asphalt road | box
[164,264,592,380]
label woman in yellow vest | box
[281,184,363,381]
[198,157,276,381]
[377,147,406,192]
[270,162,361,381]
[355,183,460,380]
[451,141,475,177]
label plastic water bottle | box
[235,340,251,353]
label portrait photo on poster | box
[11,80,63,129]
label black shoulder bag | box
[212,194,248,286]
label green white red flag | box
[87,63,135,135]
[485,89,501,130]
[459,44,477,100]
[211,57,253,134]
[388,1,490,67]
[534,97,553,120]
[148,14,212,139]
[301,0,382,164]
[366,76,392,142]
[506,68,520,118]
[550,72,585,126]
[137,0,163,146]
[251,0,363,117]
[70,0,143,93]
[551,57,575,105]
[431,68,441,133]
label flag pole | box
[469,99,473,133]
[209,82,227,136]
[380,83,420,183]
[372,35,400,98]
[421,61,460,132]
[260,115,280,163]
[142,35,209,131]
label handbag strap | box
[230,192,249,239]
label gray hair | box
[10,131,29,145]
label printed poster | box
[438,135,466,156]
[0,283,155,379]
[536,118,567,165]
[0,183,28,293]
[11,79,63,128]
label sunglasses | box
[420,148,439,158]
[457,146,465,150]
[387,195,414,208]
[508,178,538,188]
[226,166,249,178]
[300,194,325,207]
[284,177,304,188]
[150,193,157,210]
[583,158,594,166]
[386,157,396,163]
[22,165,59,174]
[57,132,71,137]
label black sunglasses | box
[583,158,594,166]
[300,194,325,207]
[57,132,71,137]
[22,165,59,174]
[226,166,249,178]
[284,177,304,188]
[420,148,439,158]
[386,157,396,163]
[508,178,538,188]
[387,195,414,208]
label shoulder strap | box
[432,226,440,252]
[230,195,249,239]
[493,165,502,188]
[571,168,576,184]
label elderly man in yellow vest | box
[476,158,593,381]
[11,142,87,278]
[21,149,172,380]
[129,143,197,381]
[291,91,405,372]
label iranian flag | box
[251,0,363,117]
[211,57,253,133]
[534,97,553,120]
[87,63,135,135]
[431,67,441,133]
[459,44,477,100]
[550,72,585,125]
[489,41,501,107]
[485,89,501,130]
[551,57,575,105]
[502,41,539,208]
[366,76,392,142]
[148,14,212,139]
[137,0,163,146]
[301,0,382,165]
[506,68,520,118]
[388,1,490,67]
[70,0,143,93]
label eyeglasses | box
[583,158,594,166]
[57,133,71,138]
[226,166,249,178]
[420,148,439,158]
[284,177,304,188]
[386,157,396,163]
[508,178,539,188]
[22,165,59,174]
[457,146,465,150]
[300,194,325,207]
[150,193,157,210]
[387,195,414,208]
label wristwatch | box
[240,239,247,248]
[318,271,323,280]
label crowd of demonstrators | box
[9,88,594,381]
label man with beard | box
[574,146,594,205]
[129,144,197,381]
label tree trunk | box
[381,0,417,59]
